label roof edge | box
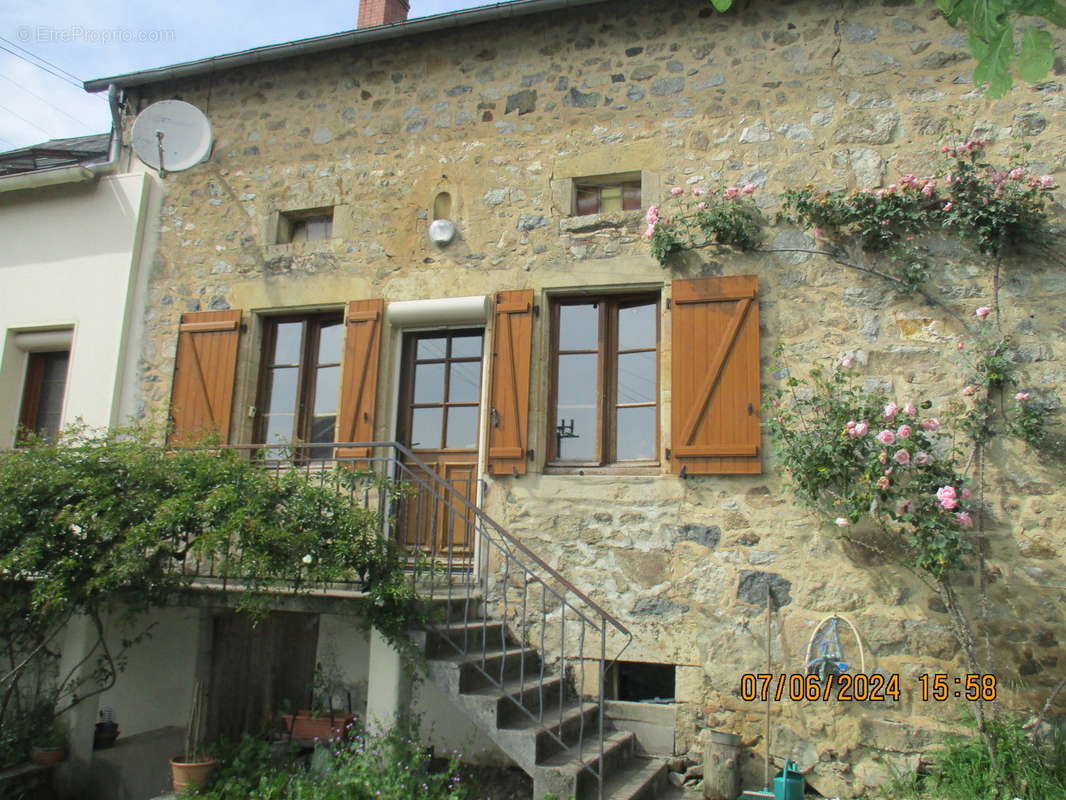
[85,0,609,92]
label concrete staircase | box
[423,599,670,800]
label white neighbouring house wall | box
[0,170,156,447]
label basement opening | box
[605,660,676,703]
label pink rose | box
[921,418,940,431]
[943,202,954,212]
[840,356,854,369]
[961,487,972,500]
[903,403,917,416]
[696,201,707,210]
[955,511,974,529]
[936,486,957,509]
[835,517,850,528]
[941,497,958,510]
[853,421,869,436]
[893,449,910,465]
[723,186,740,199]
[1015,391,1030,401]
[914,451,931,466]
[962,385,978,396]
[645,205,659,224]
[921,182,936,197]
[897,424,912,439]
[878,451,889,464]
[883,402,899,420]
[692,187,706,196]
[1008,167,1026,181]
[741,183,756,195]
[957,341,965,351]
[876,430,896,445]
[876,476,890,490]
[670,186,684,196]
[1039,175,1055,188]
[814,227,823,239]
[643,224,657,239]
[975,306,992,319]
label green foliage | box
[781,141,1056,289]
[186,721,469,800]
[885,714,1066,799]
[646,184,762,267]
[766,356,975,579]
[711,0,1066,97]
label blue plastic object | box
[773,761,804,800]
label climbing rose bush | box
[765,355,976,579]
[646,182,762,266]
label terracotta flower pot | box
[281,711,355,742]
[170,755,217,791]
[31,746,67,766]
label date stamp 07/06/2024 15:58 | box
[739,672,999,703]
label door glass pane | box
[313,366,339,415]
[448,361,481,403]
[267,367,298,415]
[558,304,598,350]
[273,322,303,365]
[451,335,482,358]
[309,414,337,445]
[446,406,479,449]
[410,407,443,449]
[618,303,656,350]
[617,352,656,404]
[413,362,445,404]
[616,406,655,460]
[263,413,295,447]
[416,338,447,360]
[318,321,343,365]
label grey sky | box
[1,0,475,149]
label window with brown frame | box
[548,294,659,467]
[255,313,343,458]
[18,350,70,443]
[573,175,642,216]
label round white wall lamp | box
[429,218,456,246]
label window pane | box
[600,185,622,213]
[451,335,482,358]
[313,366,339,415]
[448,361,481,403]
[410,407,443,449]
[559,304,598,351]
[267,367,298,415]
[616,406,655,460]
[416,338,447,360]
[617,352,656,404]
[318,321,343,365]
[622,182,642,211]
[309,414,336,444]
[414,362,445,404]
[306,216,333,241]
[446,406,479,449]
[556,408,596,460]
[557,353,597,406]
[575,187,599,215]
[273,322,303,365]
[618,303,656,350]
[263,413,295,445]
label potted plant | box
[30,717,67,766]
[281,658,355,743]
[169,680,216,791]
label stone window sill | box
[543,464,662,476]
[263,240,338,257]
[559,210,644,234]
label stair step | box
[535,729,637,800]
[425,619,514,657]
[466,674,565,725]
[539,727,634,769]
[520,701,602,763]
[599,756,670,800]
[444,646,543,692]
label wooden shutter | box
[168,309,242,445]
[487,289,534,476]
[670,276,761,475]
[336,299,384,459]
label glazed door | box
[396,329,483,562]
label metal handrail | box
[187,440,632,799]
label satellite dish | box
[130,100,213,176]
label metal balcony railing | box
[183,441,632,799]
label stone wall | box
[127,0,1065,794]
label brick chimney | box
[358,0,410,27]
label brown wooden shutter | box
[670,276,761,475]
[336,299,384,459]
[487,289,534,476]
[168,309,242,445]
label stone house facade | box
[84,0,1065,795]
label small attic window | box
[573,173,641,216]
[278,207,334,244]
